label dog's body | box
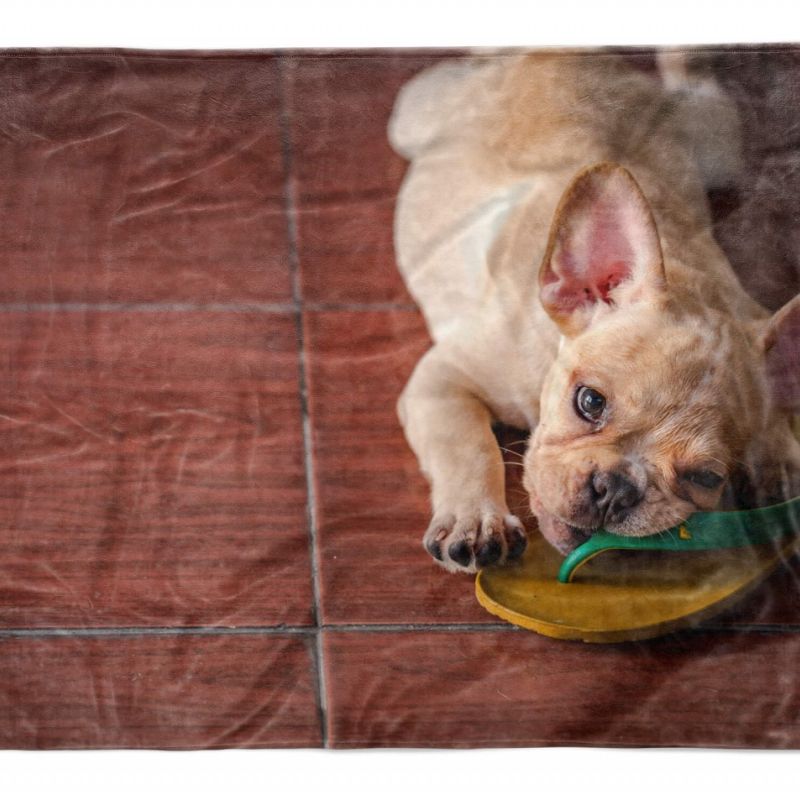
[390,53,800,572]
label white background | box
[2,1,800,797]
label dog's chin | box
[535,510,593,555]
[527,490,594,554]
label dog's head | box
[523,163,800,554]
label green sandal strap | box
[558,495,800,584]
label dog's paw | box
[423,511,527,573]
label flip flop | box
[475,495,800,643]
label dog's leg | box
[398,347,527,573]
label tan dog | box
[389,52,800,572]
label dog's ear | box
[762,294,800,412]
[539,163,666,336]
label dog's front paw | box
[423,510,527,573]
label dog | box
[389,51,800,573]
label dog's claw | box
[449,538,473,566]
[476,537,502,567]
[507,528,527,560]
[425,538,443,561]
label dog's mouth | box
[532,494,673,554]
[567,523,593,539]
[528,495,595,555]
[539,513,593,555]
[530,456,800,556]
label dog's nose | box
[590,471,643,524]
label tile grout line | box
[0,302,297,312]
[0,626,317,638]
[2,623,518,639]
[323,622,521,633]
[0,301,418,313]
[1,620,798,637]
[276,53,329,748]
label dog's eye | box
[574,386,606,422]
[684,470,725,490]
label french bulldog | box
[389,52,800,572]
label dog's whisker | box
[498,445,526,456]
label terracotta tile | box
[324,628,800,748]
[0,311,313,627]
[284,53,456,304]
[0,53,290,304]
[713,557,800,626]
[284,52,453,203]
[306,309,513,624]
[0,633,320,748]
[295,197,405,305]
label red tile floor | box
[2,48,800,749]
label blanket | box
[1,46,799,749]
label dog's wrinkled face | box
[526,305,767,552]
[523,164,800,554]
